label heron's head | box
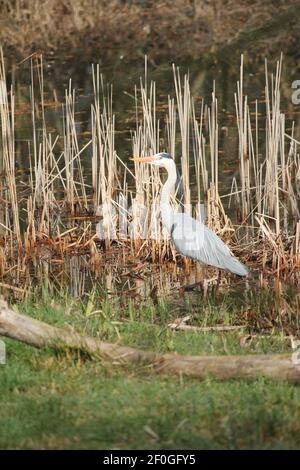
[130,152,174,169]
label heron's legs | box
[216,269,222,290]
[183,279,209,296]
[182,265,208,296]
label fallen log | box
[1,299,300,383]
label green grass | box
[1,289,300,450]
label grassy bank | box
[0,1,299,61]
[1,292,300,449]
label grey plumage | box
[171,213,249,276]
[131,152,249,277]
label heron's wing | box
[171,213,248,276]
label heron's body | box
[132,152,249,277]
[170,213,248,275]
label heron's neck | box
[160,162,177,233]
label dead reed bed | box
[0,52,299,294]
[1,1,298,62]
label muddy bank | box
[1,0,299,62]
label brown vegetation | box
[0,1,299,60]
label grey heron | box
[131,152,249,276]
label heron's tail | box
[224,256,249,276]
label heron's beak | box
[129,156,155,163]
